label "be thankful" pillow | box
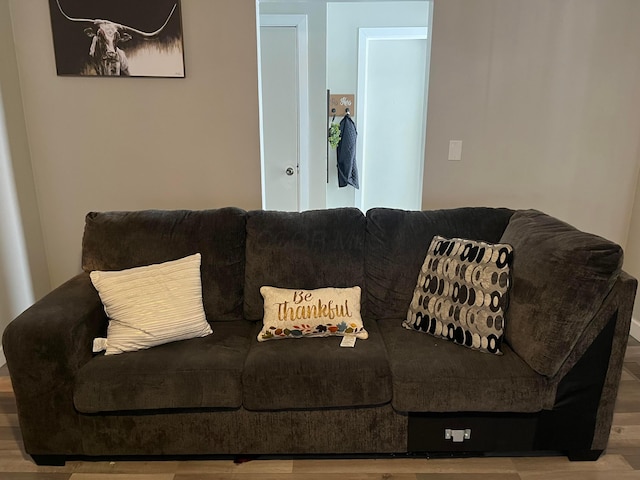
[258,286,368,341]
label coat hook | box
[345,108,350,116]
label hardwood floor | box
[0,337,638,480]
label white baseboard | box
[631,317,640,342]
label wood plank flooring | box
[0,337,638,480]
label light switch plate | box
[448,140,462,161]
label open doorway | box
[354,26,429,212]
[257,1,432,212]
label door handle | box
[285,167,295,176]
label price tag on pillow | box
[340,336,357,348]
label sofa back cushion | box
[365,207,514,321]
[82,208,246,321]
[500,209,623,377]
[244,208,366,321]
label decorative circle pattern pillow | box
[90,253,212,355]
[403,236,513,354]
[258,286,368,341]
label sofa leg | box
[567,449,604,461]
[234,455,258,464]
[31,455,66,466]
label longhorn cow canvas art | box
[48,0,185,77]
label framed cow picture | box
[48,0,185,77]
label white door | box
[356,28,428,212]
[258,15,309,211]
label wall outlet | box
[448,140,462,161]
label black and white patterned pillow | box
[403,236,513,354]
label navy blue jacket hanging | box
[336,115,359,189]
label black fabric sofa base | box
[29,408,604,467]
[29,404,407,462]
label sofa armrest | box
[2,272,106,455]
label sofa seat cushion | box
[242,320,392,410]
[378,319,554,413]
[74,321,253,413]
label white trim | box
[355,27,429,212]
[258,14,310,212]
[422,0,434,209]
[631,316,640,341]
[255,2,267,209]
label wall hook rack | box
[328,94,355,118]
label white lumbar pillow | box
[90,253,212,355]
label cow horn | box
[120,4,177,37]
[55,0,96,24]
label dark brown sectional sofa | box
[3,207,636,465]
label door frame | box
[257,14,310,211]
[355,27,429,212]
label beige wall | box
[0,0,49,305]
[424,0,640,246]
[7,0,640,303]
[10,0,262,288]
